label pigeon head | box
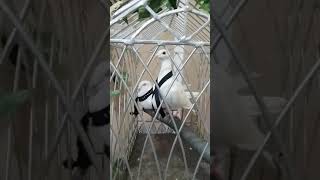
[156,49,170,61]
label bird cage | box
[110,0,210,179]
[0,1,107,180]
[212,1,320,180]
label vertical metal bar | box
[5,46,22,180]
[56,95,61,179]
[48,36,55,88]
[37,28,109,180]
[66,80,72,179]
[28,60,38,180]
[58,40,63,65]
[289,54,295,155]
[5,114,12,180]
[56,29,63,180]
[44,35,55,180]
[0,2,107,177]
[44,97,49,172]
[28,1,46,178]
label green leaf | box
[137,0,167,20]
[200,3,210,13]
[0,89,31,117]
[149,0,162,11]
[111,90,121,97]
[167,0,177,9]
[195,0,209,13]
[138,7,151,20]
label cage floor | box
[128,134,210,180]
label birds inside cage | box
[110,0,210,179]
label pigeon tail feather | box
[240,96,287,117]
[181,98,197,114]
[185,91,200,100]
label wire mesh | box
[111,0,210,179]
[0,0,107,179]
[212,0,320,180]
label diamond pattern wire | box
[0,0,108,179]
[6,0,319,179]
[110,0,210,179]
[212,1,320,180]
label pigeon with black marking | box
[62,61,109,177]
[155,49,196,115]
[212,63,287,178]
[131,78,199,118]
[130,80,163,117]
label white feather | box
[156,49,196,113]
[87,61,107,97]
[213,65,286,146]
[136,80,155,111]
[88,81,107,112]
[185,91,200,100]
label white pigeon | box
[212,64,287,150]
[87,61,108,99]
[63,60,110,178]
[133,80,167,117]
[212,63,287,177]
[133,79,199,118]
[155,49,196,114]
[136,80,154,110]
[86,61,109,154]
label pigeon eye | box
[162,52,166,55]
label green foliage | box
[195,0,210,13]
[0,89,31,118]
[137,0,165,20]
[111,90,121,97]
[167,0,177,9]
[120,0,209,23]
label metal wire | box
[0,0,31,64]
[5,44,22,180]
[37,28,109,180]
[211,9,294,179]
[0,1,104,179]
[240,58,320,180]
[111,1,210,179]
[0,0,210,180]
[211,0,248,52]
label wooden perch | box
[144,110,211,164]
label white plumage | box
[212,64,287,150]
[88,82,108,113]
[136,80,154,110]
[155,49,196,112]
[135,79,199,114]
[63,60,110,177]
[212,63,286,174]
[86,61,109,153]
